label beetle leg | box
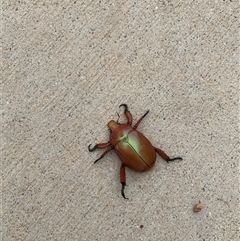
[133,110,149,129]
[120,164,128,199]
[88,142,111,152]
[119,104,132,125]
[92,145,114,163]
[154,147,183,163]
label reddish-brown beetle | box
[88,104,182,198]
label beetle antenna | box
[116,112,120,123]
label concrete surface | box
[2,1,239,241]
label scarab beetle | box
[88,104,182,199]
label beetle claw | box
[167,157,183,163]
[88,144,97,152]
[143,110,150,118]
[94,156,102,163]
[121,183,128,199]
[119,104,128,112]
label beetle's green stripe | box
[126,130,151,168]
[114,130,151,168]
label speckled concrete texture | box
[2,1,239,241]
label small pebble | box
[193,202,203,213]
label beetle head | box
[108,120,119,132]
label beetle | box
[88,104,182,199]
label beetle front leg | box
[119,104,132,125]
[93,146,114,163]
[88,142,113,163]
[133,110,149,129]
[120,164,128,199]
[88,142,111,152]
[154,147,183,162]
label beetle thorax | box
[107,120,119,131]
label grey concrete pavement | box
[2,1,239,240]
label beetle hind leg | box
[120,164,128,199]
[154,147,182,163]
